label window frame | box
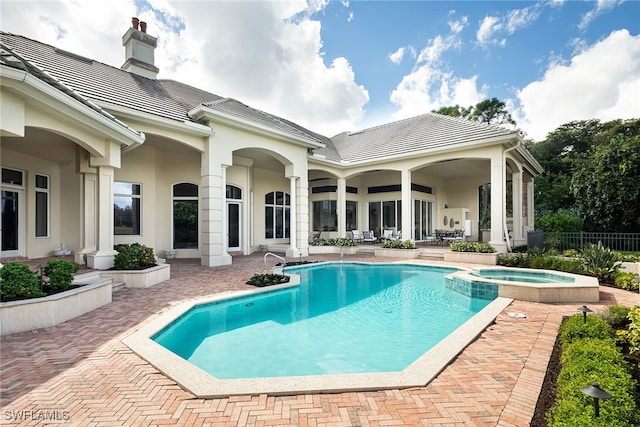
[114,181,142,236]
[265,191,290,239]
[35,173,50,238]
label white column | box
[527,180,534,231]
[74,171,97,265]
[401,169,412,239]
[512,170,523,244]
[298,175,309,257]
[286,176,299,257]
[489,151,507,253]
[86,166,117,269]
[200,137,232,267]
[337,178,346,237]
[221,165,229,256]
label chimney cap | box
[132,17,139,30]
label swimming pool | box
[123,262,512,397]
[152,263,492,379]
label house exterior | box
[0,22,543,269]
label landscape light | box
[580,383,611,417]
[577,305,593,324]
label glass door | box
[227,202,241,251]
[2,190,24,257]
[2,168,25,257]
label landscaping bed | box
[531,307,640,426]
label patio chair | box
[388,230,402,241]
[351,230,364,243]
[382,229,394,241]
[363,230,377,244]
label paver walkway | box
[1,254,638,426]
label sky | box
[1,0,639,141]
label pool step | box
[357,246,377,255]
[418,249,445,260]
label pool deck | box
[2,253,639,426]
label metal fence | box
[527,231,640,252]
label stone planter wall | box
[0,276,112,336]
[620,261,640,274]
[101,263,171,288]
[308,246,359,255]
[443,251,499,265]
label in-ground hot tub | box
[446,267,600,303]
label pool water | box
[471,268,575,284]
[153,263,494,379]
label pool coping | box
[122,263,513,398]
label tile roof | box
[201,98,328,145]
[1,32,223,123]
[316,113,518,163]
[1,31,533,167]
[0,42,143,140]
[0,32,325,145]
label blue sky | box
[1,1,639,141]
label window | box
[346,201,358,231]
[114,182,141,235]
[173,183,198,249]
[265,191,290,238]
[35,174,49,237]
[312,200,337,232]
[368,200,402,236]
[413,199,433,240]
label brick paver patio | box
[1,253,638,426]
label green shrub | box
[0,263,45,300]
[499,250,585,274]
[601,305,632,329]
[535,212,583,233]
[548,337,638,426]
[310,237,356,247]
[113,243,156,269]
[614,272,639,291]
[616,306,640,357]
[548,314,639,426]
[581,241,621,280]
[381,239,416,249]
[512,244,528,253]
[44,259,79,291]
[246,273,290,287]
[558,314,613,346]
[449,242,495,253]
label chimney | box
[121,17,159,79]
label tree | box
[571,133,640,232]
[433,98,515,126]
[432,105,471,118]
[467,97,516,126]
[528,118,640,220]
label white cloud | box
[389,18,486,120]
[579,0,625,30]
[388,47,405,64]
[477,5,540,47]
[0,0,369,137]
[477,16,503,46]
[516,29,640,141]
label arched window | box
[172,183,198,249]
[264,191,290,239]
